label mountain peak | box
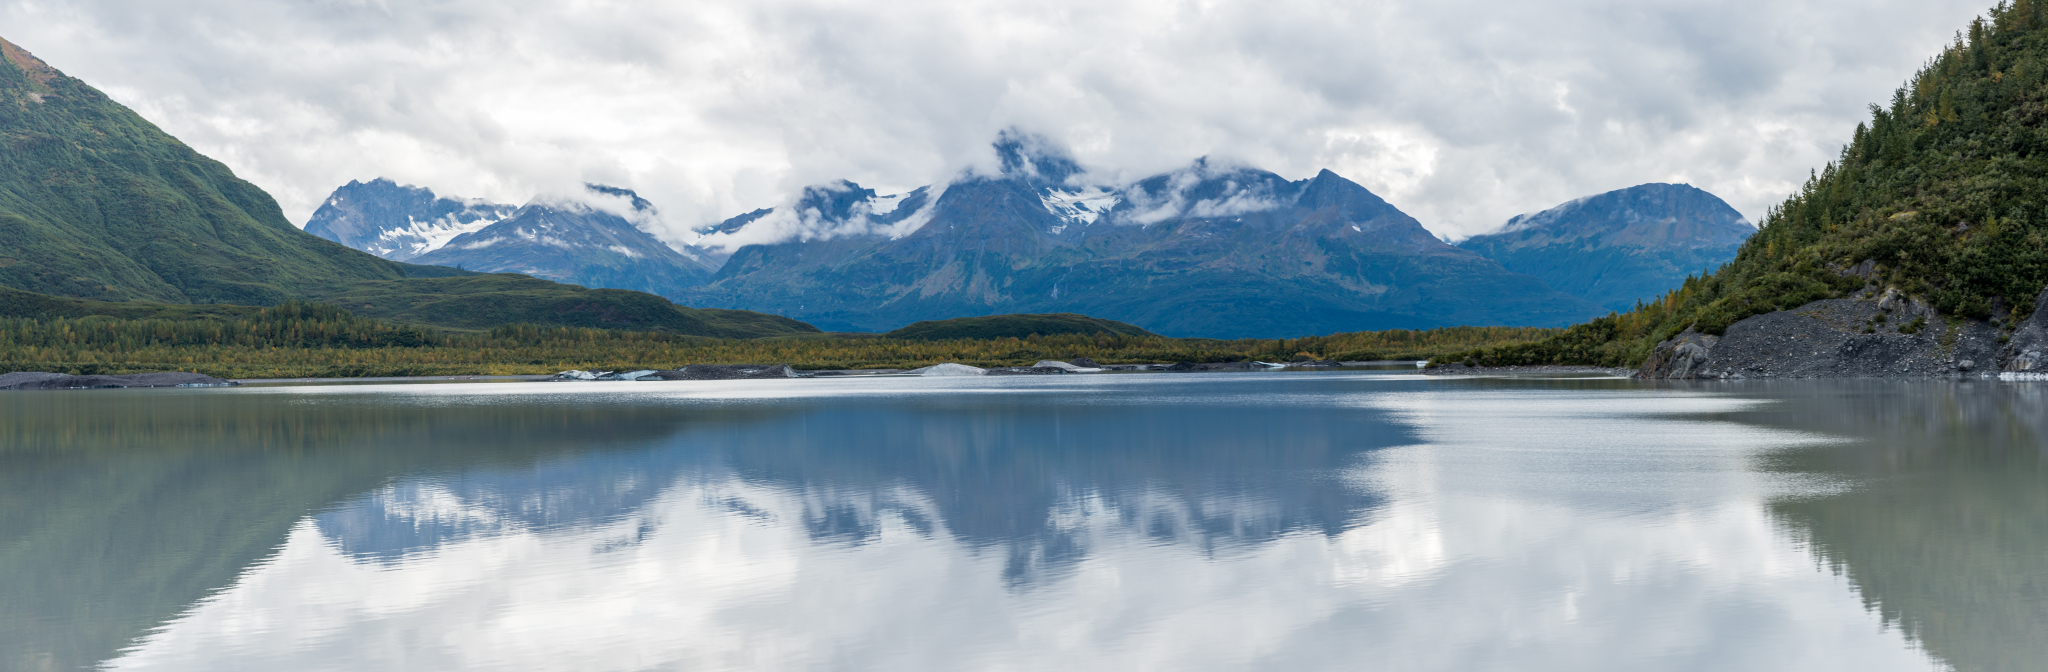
[992,129,1082,186]
[1489,182,1753,247]
[1458,183,1752,312]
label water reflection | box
[3,373,2025,670]
[1716,381,2048,672]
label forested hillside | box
[1448,2,2048,367]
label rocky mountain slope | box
[408,185,719,298]
[681,134,1603,337]
[304,179,515,262]
[0,36,811,337]
[1458,183,1752,313]
[1450,5,2048,376]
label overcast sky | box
[1,0,1991,241]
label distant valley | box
[317,135,1754,338]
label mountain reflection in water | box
[2,373,2038,670]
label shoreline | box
[233,374,556,384]
[1422,364,1636,377]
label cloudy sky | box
[1,0,1991,241]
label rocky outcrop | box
[1999,289,2048,373]
[1636,328,1720,379]
[0,372,237,390]
[1637,287,2004,379]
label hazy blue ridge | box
[677,133,1602,338]
[304,178,516,262]
[1457,183,1754,313]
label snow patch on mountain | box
[1041,186,1120,230]
[868,192,908,216]
[372,210,505,258]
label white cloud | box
[0,0,1991,239]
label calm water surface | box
[2,371,2042,671]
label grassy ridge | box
[1442,2,2048,368]
[0,303,1557,378]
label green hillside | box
[0,37,411,304]
[0,36,814,338]
[1447,2,2048,368]
[885,313,1159,340]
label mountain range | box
[312,134,1754,337]
[683,141,1603,337]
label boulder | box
[1637,328,1720,379]
[1069,357,1101,368]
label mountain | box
[0,35,813,337]
[1449,4,2048,370]
[407,185,719,298]
[0,36,414,305]
[304,179,515,262]
[680,133,1601,337]
[1457,183,1753,313]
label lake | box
[2,370,2041,671]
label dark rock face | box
[410,185,720,298]
[0,371,236,390]
[304,179,517,262]
[1068,357,1101,368]
[1999,289,2048,373]
[1637,288,2003,379]
[679,135,1600,338]
[1459,184,1753,313]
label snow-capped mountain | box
[676,132,1603,337]
[303,179,516,262]
[408,185,720,297]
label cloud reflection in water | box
[100,375,1939,671]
